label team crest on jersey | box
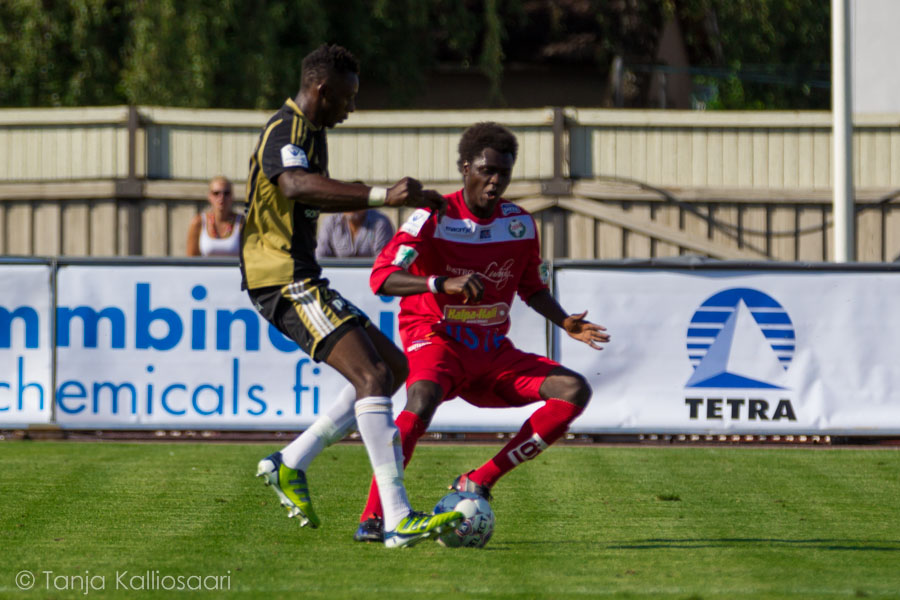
[508,218,526,238]
[501,203,522,216]
[400,209,430,236]
[392,244,418,269]
[281,144,309,168]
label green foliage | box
[677,0,830,109]
[0,0,504,109]
[0,0,128,106]
[481,0,506,106]
[0,0,832,110]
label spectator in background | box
[186,176,244,256]
[316,208,395,258]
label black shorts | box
[248,278,370,362]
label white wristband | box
[427,276,439,294]
[367,186,388,207]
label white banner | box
[556,267,900,434]
[0,264,53,426]
[11,262,900,434]
[54,265,547,430]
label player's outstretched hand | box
[563,310,609,350]
[444,273,485,303]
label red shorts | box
[403,328,558,408]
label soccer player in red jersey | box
[354,122,610,542]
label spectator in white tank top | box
[187,176,244,256]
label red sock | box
[468,399,583,490]
[359,410,427,522]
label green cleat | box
[383,510,464,549]
[256,452,321,528]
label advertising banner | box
[54,264,547,430]
[0,264,53,426]
[556,267,900,434]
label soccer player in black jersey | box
[242,44,460,548]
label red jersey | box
[370,189,547,348]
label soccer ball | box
[432,491,495,548]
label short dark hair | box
[301,44,360,90]
[457,122,518,171]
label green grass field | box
[2,441,899,599]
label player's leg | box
[278,318,405,499]
[252,281,400,531]
[362,320,408,396]
[355,379,444,542]
[455,347,592,495]
[252,281,460,542]
[327,329,461,546]
[279,382,356,471]
[353,320,416,540]
[252,281,365,528]
[326,325,408,525]
[355,335,461,541]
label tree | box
[0,0,129,106]
[0,0,832,110]
[676,0,830,109]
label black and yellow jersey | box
[240,97,329,290]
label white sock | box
[355,396,410,531]
[280,383,357,472]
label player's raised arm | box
[525,289,610,350]
[277,172,442,213]
[385,180,446,214]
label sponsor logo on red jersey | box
[443,301,510,326]
[406,339,433,352]
[483,258,515,289]
[435,215,534,244]
[445,258,516,290]
[441,220,478,238]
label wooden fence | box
[0,106,898,261]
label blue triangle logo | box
[686,290,794,389]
